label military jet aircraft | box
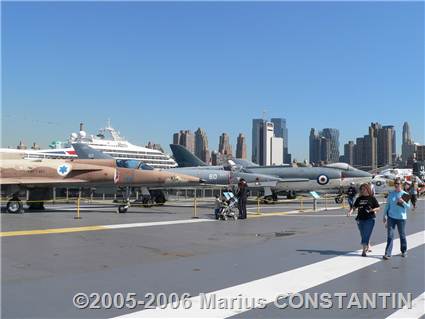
[0,149,201,214]
[170,144,372,202]
[73,143,285,200]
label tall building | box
[271,118,289,163]
[309,129,321,164]
[211,150,219,165]
[172,132,181,145]
[350,122,397,170]
[402,122,415,166]
[366,123,379,170]
[378,125,394,167]
[252,119,264,164]
[321,128,340,163]
[252,119,284,165]
[270,136,284,165]
[236,133,247,159]
[146,142,164,152]
[309,128,339,164]
[173,130,195,153]
[416,145,425,162]
[320,136,331,163]
[353,137,364,167]
[194,128,209,162]
[343,141,355,165]
[219,133,232,156]
[351,123,379,170]
[402,122,411,144]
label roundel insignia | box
[57,163,72,176]
[375,180,382,186]
[317,174,329,185]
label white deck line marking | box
[114,230,425,318]
[104,219,213,229]
[386,292,425,319]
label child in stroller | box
[218,191,239,220]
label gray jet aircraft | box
[170,144,372,202]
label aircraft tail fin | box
[72,143,114,160]
[169,144,207,167]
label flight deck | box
[1,196,424,318]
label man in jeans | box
[383,178,411,259]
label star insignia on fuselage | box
[59,165,68,174]
[57,163,71,176]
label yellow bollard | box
[74,196,82,219]
[192,192,198,219]
[256,197,261,215]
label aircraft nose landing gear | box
[117,205,129,214]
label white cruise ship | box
[11,123,178,169]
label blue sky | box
[2,1,424,160]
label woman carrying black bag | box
[347,183,380,257]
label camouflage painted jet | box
[0,150,201,213]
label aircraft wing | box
[279,178,310,183]
[1,178,89,186]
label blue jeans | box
[348,197,355,209]
[357,218,375,245]
[384,217,407,256]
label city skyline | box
[2,2,424,160]
[6,119,423,164]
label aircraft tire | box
[334,196,343,204]
[287,191,297,200]
[117,205,128,214]
[7,200,23,214]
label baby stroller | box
[218,191,239,220]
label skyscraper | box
[351,122,397,170]
[271,118,289,163]
[402,122,415,166]
[236,133,247,159]
[211,150,219,165]
[219,133,232,156]
[321,128,340,163]
[402,122,411,144]
[172,132,181,145]
[309,128,321,164]
[343,141,355,165]
[366,123,379,170]
[252,119,284,165]
[252,119,264,164]
[173,130,195,153]
[378,125,394,167]
[195,128,209,162]
[309,128,339,164]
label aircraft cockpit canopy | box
[325,163,357,171]
[116,160,154,170]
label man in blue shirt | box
[383,178,411,259]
